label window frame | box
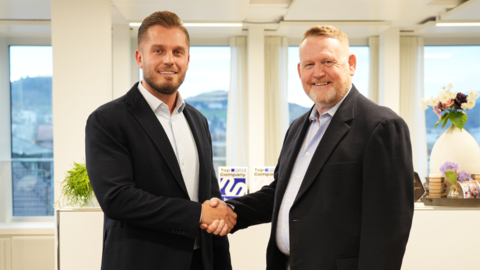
[0,36,53,223]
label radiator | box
[11,236,54,270]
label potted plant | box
[58,161,97,207]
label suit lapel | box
[182,105,209,200]
[125,84,189,197]
[293,86,359,204]
[274,110,313,214]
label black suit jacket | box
[85,83,231,270]
[229,85,414,270]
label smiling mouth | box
[159,71,177,75]
[313,82,330,86]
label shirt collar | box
[309,84,352,122]
[137,81,186,114]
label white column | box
[247,26,265,172]
[130,36,140,84]
[0,36,11,222]
[113,24,132,99]
[51,0,112,204]
[378,27,400,113]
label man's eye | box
[154,50,161,53]
[323,61,334,67]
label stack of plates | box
[427,176,446,198]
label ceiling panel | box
[284,0,417,21]
[112,0,250,22]
[441,0,480,20]
[0,0,50,20]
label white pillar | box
[0,36,11,222]
[51,0,112,204]
[113,24,132,99]
[130,36,140,84]
[378,27,400,113]
[247,26,265,173]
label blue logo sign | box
[219,177,247,201]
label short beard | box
[143,74,184,96]
[308,77,351,107]
[308,85,338,105]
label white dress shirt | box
[138,82,200,203]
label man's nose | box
[312,64,326,78]
[163,52,174,65]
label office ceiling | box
[0,0,479,41]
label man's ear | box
[135,50,143,69]
[297,62,301,78]
[348,54,357,76]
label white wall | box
[51,0,112,205]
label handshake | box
[199,198,237,236]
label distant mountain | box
[11,76,52,115]
[186,90,228,102]
[185,90,312,126]
[289,103,311,123]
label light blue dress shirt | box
[276,86,351,255]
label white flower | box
[462,99,475,110]
[468,99,476,109]
[438,91,450,103]
[426,97,438,106]
[421,104,428,110]
[469,90,479,101]
[449,92,457,100]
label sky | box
[9,46,53,81]
[424,46,480,99]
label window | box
[287,46,370,123]
[9,46,54,217]
[424,46,480,171]
[139,46,231,171]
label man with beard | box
[204,25,414,270]
[85,11,235,270]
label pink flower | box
[442,99,455,108]
[433,105,442,119]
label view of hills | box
[185,90,311,126]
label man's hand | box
[199,198,237,236]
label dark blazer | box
[229,85,414,270]
[85,83,231,270]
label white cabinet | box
[56,205,480,270]
[57,208,103,270]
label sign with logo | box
[218,167,248,201]
[250,167,275,193]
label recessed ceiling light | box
[436,22,480,27]
[129,22,141,27]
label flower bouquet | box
[420,84,479,130]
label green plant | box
[59,161,95,207]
